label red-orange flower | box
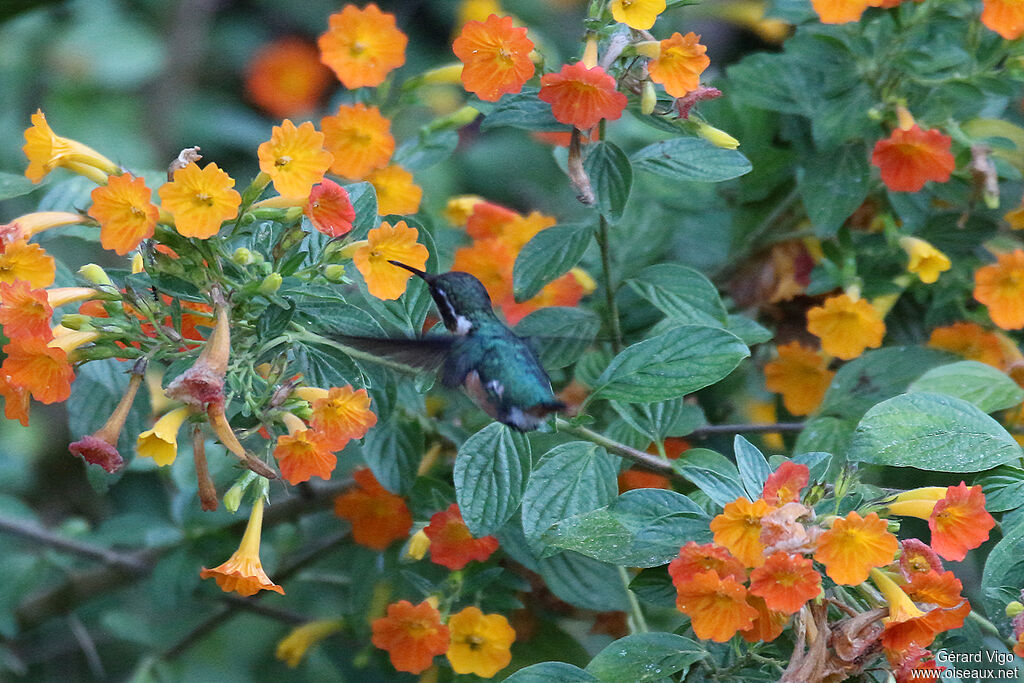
[761,461,810,506]
[668,541,746,585]
[0,280,52,341]
[200,497,284,596]
[0,373,30,427]
[452,14,535,102]
[334,468,412,550]
[538,62,627,130]
[618,469,671,492]
[305,179,356,237]
[321,103,395,180]
[740,594,789,643]
[814,511,898,585]
[257,119,333,200]
[748,552,821,614]
[318,4,407,89]
[424,503,499,570]
[371,600,450,674]
[871,125,955,192]
[872,568,969,651]
[1,338,74,404]
[982,0,1024,39]
[674,570,758,642]
[87,173,159,255]
[465,201,520,241]
[929,483,995,561]
[648,32,709,98]
[273,413,337,485]
[709,497,773,568]
[0,240,55,289]
[905,569,964,609]
[245,37,333,118]
[306,385,377,451]
[974,250,1024,330]
[502,271,587,325]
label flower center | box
[276,155,292,168]
[466,634,485,650]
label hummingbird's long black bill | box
[389,260,434,282]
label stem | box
[690,422,805,438]
[555,418,679,478]
[596,215,623,354]
[967,610,1015,648]
[0,516,151,573]
[617,565,648,633]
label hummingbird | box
[343,261,565,431]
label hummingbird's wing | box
[325,334,454,372]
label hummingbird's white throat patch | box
[434,286,473,334]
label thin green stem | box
[617,566,648,634]
[596,215,623,354]
[968,610,1016,648]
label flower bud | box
[131,253,144,274]
[421,63,463,85]
[79,263,114,287]
[1007,601,1024,618]
[258,273,283,296]
[323,264,346,282]
[641,80,657,116]
[232,247,256,265]
[223,471,259,513]
[696,122,740,150]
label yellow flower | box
[456,0,503,30]
[806,293,885,360]
[137,406,192,466]
[321,103,396,180]
[974,250,1024,330]
[610,0,666,30]
[200,497,284,596]
[367,165,422,215]
[0,211,87,246]
[404,528,431,561]
[443,195,484,226]
[763,341,834,416]
[899,236,950,284]
[257,119,333,200]
[158,163,242,239]
[22,110,119,184]
[88,173,160,255]
[275,619,344,668]
[446,606,515,678]
[0,240,55,289]
[353,220,430,300]
[648,32,710,98]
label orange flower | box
[806,293,885,360]
[305,179,356,237]
[814,511,898,585]
[871,125,955,193]
[446,606,515,677]
[245,37,333,118]
[761,461,810,506]
[668,541,746,585]
[501,271,586,325]
[538,62,628,130]
[318,3,407,89]
[982,0,1024,39]
[0,211,89,247]
[0,280,52,341]
[158,162,242,239]
[763,341,834,416]
[810,0,872,23]
[740,594,789,643]
[22,109,119,184]
[444,195,485,226]
[889,483,995,562]
[610,0,666,30]
[898,539,944,579]
[274,413,337,485]
[352,220,429,300]
[257,119,333,200]
[321,103,395,180]
[748,552,821,614]
[1,338,74,404]
[200,497,284,596]
[371,600,450,674]
[500,211,556,251]
[975,250,1024,329]
[648,32,709,98]
[0,373,31,427]
[87,173,159,255]
[905,569,964,608]
[424,503,499,570]
[709,497,773,568]
[927,321,1006,367]
[452,238,515,303]
[674,570,758,642]
[301,385,378,451]
[334,468,412,550]
[452,14,535,102]
[618,468,671,492]
[872,568,969,651]
[367,165,422,215]
[0,240,55,289]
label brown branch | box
[0,515,152,573]
[555,418,681,478]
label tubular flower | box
[318,3,407,89]
[806,293,886,360]
[872,568,969,651]
[906,569,964,609]
[982,0,1024,39]
[0,240,56,289]
[257,119,333,200]
[610,0,666,29]
[648,32,710,98]
[372,599,450,674]
[452,14,535,102]
[305,179,355,237]
[367,165,422,215]
[446,607,515,678]
[0,211,87,247]
[668,541,746,585]
[136,406,192,466]
[69,372,143,473]
[709,497,773,568]
[424,503,499,570]
[333,468,412,551]
[927,321,1006,367]
[899,236,950,284]
[274,412,336,485]
[299,385,377,451]
[814,511,898,585]
[0,373,31,427]
[321,103,396,180]
[1,338,74,404]
[158,163,242,239]
[674,570,758,642]
[974,250,1024,329]
[810,0,872,23]
[888,483,995,562]
[0,280,53,341]
[740,594,789,643]
[165,293,231,408]
[200,497,285,596]
[761,461,810,506]
[275,619,344,668]
[245,37,333,118]
[87,173,159,255]
[538,62,628,130]
[352,220,430,300]
[22,109,119,184]
[748,552,821,614]
[763,341,834,416]
[871,125,955,193]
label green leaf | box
[521,442,618,553]
[505,663,599,683]
[360,417,423,494]
[631,138,752,182]
[481,89,568,131]
[981,518,1024,630]
[345,181,379,239]
[734,436,771,500]
[393,129,459,171]
[544,489,712,567]
[583,141,632,220]
[515,307,601,369]
[977,466,1024,513]
[535,551,629,611]
[625,264,728,327]
[672,448,746,508]
[291,341,364,389]
[590,326,749,403]
[909,361,1024,414]
[848,392,1023,473]
[586,633,706,682]
[610,399,706,442]
[454,424,532,537]
[798,142,871,237]
[726,314,773,345]
[0,171,37,201]
[513,223,593,302]
[299,300,387,339]
[629,567,677,607]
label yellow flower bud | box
[78,263,114,287]
[696,122,740,150]
[641,80,657,116]
[258,273,283,295]
[421,63,464,85]
[634,40,661,59]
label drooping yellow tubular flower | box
[899,236,950,284]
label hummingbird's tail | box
[388,260,433,281]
